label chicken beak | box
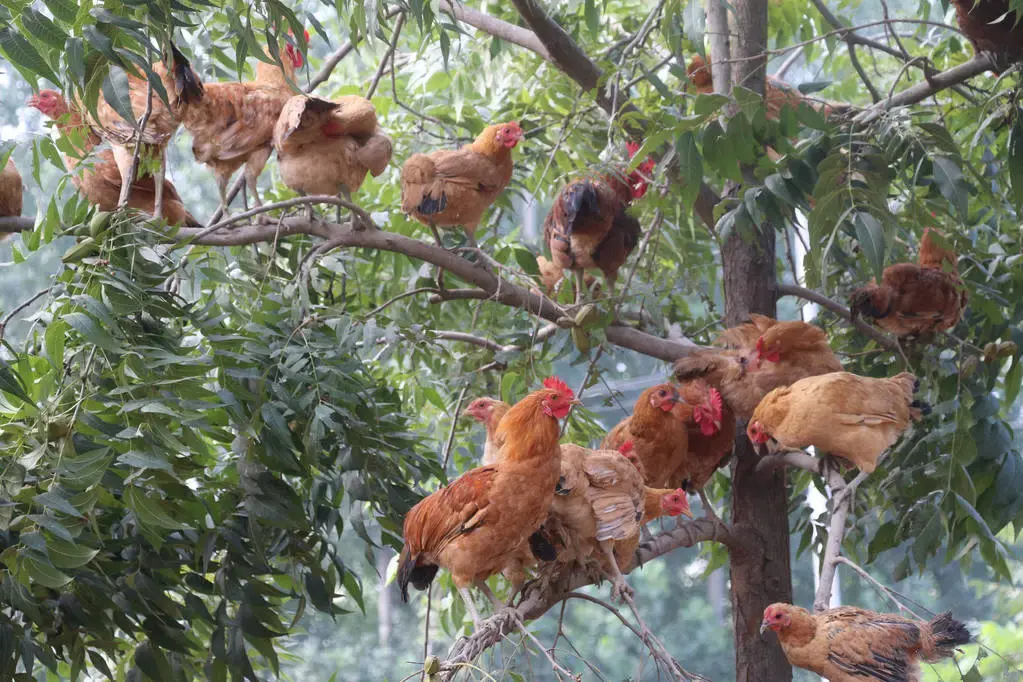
[759,621,771,637]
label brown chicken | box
[273,94,392,220]
[674,380,734,491]
[0,157,22,228]
[674,315,843,420]
[464,397,510,466]
[951,0,1023,70]
[91,61,178,218]
[747,371,928,474]
[850,228,968,338]
[545,444,691,599]
[601,383,691,488]
[398,377,577,627]
[400,121,523,245]
[28,91,199,226]
[164,36,304,215]
[761,603,970,682]
[542,142,655,296]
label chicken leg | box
[245,147,272,225]
[599,541,634,602]
[152,149,166,220]
[456,584,484,631]
[216,174,231,219]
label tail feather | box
[397,547,436,602]
[923,612,971,660]
[417,192,447,216]
[170,43,204,106]
[849,285,891,321]
[558,182,601,233]
[528,528,558,561]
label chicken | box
[686,55,848,120]
[850,228,967,338]
[674,380,734,491]
[28,91,199,226]
[747,371,928,474]
[673,314,843,420]
[542,142,654,297]
[400,121,524,245]
[273,94,392,222]
[91,61,178,218]
[545,444,691,599]
[398,377,577,627]
[0,157,22,231]
[463,397,510,466]
[600,383,691,488]
[163,35,305,216]
[950,0,1023,70]
[761,603,971,682]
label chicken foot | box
[599,541,634,602]
[456,584,484,631]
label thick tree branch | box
[438,517,730,679]
[776,283,899,351]
[754,449,823,474]
[439,0,550,58]
[0,217,35,233]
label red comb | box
[618,441,634,454]
[626,141,642,158]
[542,376,574,399]
[709,387,723,419]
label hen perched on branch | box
[400,121,523,246]
[674,314,843,419]
[950,0,1023,70]
[601,383,690,488]
[398,378,576,628]
[0,158,22,235]
[762,603,971,682]
[748,371,928,473]
[28,91,199,226]
[850,228,968,338]
[464,397,510,467]
[541,141,654,298]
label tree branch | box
[776,283,900,351]
[0,217,36,234]
[754,449,823,474]
[432,330,519,353]
[438,0,550,58]
[366,13,406,99]
[813,466,870,612]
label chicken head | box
[27,90,69,119]
[760,603,793,635]
[659,489,693,518]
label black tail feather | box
[558,182,601,235]
[928,612,971,656]
[170,43,204,106]
[397,548,437,602]
[417,192,447,216]
[528,528,558,562]
[911,399,931,416]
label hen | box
[464,397,510,466]
[546,444,690,599]
[400,121,523,245]
[674,380,734,491]
[950,0,1023,70]
[673,314,843,419]
[164,35,304,216]
[91,61,178,218]
[850,228,967,338]
[273,95,392,221]
[762,603,970,682]
[0,157,22,224]
[600,383,690,488]
[398,377,576,627]
[28,91,199,226]
[541,142,655,297]
[748,371,928,474]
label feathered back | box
[758,319,834,356]
[919,227,958,273]
[714,313,775,349]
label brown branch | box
[754,449,823,475]
[432,330,519,353]
[438,0,550,59]
[0,217,35,233]
[776,283,899,351]
[0,287,54,342]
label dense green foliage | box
[0,0,1020,679]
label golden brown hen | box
[850,228,967,338]
[397,378,576,628]
[762,603,970,682]
[29,91,199,226]
[164,36,304,216]
[601,383,690,488]
[674,379,734,491]
[273,94,392,220]
[674,314,843,419]
[542,142,654,296]
[747,371,928,473]
[0,157,22,217]
[400,121,523,245]
[463,396,510,466]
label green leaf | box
[1008,113,1023,212]
[583,0,600,38]
[44,318,66,370]
[931,156,968,219]
[853,211,886,281]
[45,538,98,569]
[42,0,77,23]
[124,486,186,530]
[675,131,703,208]
[82,26,121,67]
[101,66,137,125]
[19,8,67,51]
[693,93,730,116]
[64,312,123,352]
[0,27,61,86]
[33,490,83,518]
[16,553,71,589]
[0,360,32,404]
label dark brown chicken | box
[674,380,734,491]
[762,603,970,682]
[673,315,843,419]
[850,228,967,338]
[29,90,199,226]
[950,0,1023,69]
[542,142,654,295]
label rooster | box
[674,315,843,419]
[273,95,392,222]
[91,61,179,219]
[463,397,510,466]
[950,0,1023,70]
[28,91,199,226]
[601,383,691,488]
[545,444,690,599]
[0,157,22,236]
[398,377,577,628]
[542,141,654,298]
[850,228,967,338]
[400,121,523,246]
[762,603,970,682]
[747,371,928,474]
[163,34,305,216]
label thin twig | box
[442,386,469,470]
[367,13,406,99]
[0,287,54,342]
[117,76,154,209]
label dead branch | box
[812,467,870,612]
[438,0,550,59]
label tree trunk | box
[723,0,794,679]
